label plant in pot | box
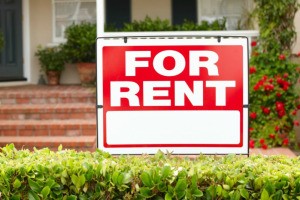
[61,22,96,85]
[35,46,65,85]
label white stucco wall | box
[29,0,80,85]
[131,0,171,21]
[293,0,300,54]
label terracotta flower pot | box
[76,62,96,85]
[46,70,61,85]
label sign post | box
[97,37,248,154]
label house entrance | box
[0,0,24,82]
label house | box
[0,0,299,85]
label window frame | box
[196,0,254,30]
[52,0,96,43]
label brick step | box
[0,136,97,152]
[0,103,96,120]
[0,85,96,105]
[0,119,96,137]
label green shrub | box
[106,16,226,32]
[249,0,300,149]
[1,144,300,199]
[35,46,65,72]
[61,22,96,63]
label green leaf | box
[261,189,269,200]
[140,187,152,198]
[11,195,21,200]
[175,179,187,199]
[240,188,249,199]
[71,174,78,186]
[282,194,289,200]
[28,190,40,200]
[62,170,68,178]
[66,195,77,200]
[78,174,86,187]
[141,172,153,188]
[13,179,21,189]
[71,174,85,189]
[271,190,283,200]
[117,173,125,186]
[112,171,119,185]
[165,193,173,200]
[161,166,172,179]
[216,185,223,196]
[231,190,240,200]
[58,144,63,151]
[46,179,55,188]
[41,186,50,199]
[193,189,203,197]
[28,178,41,193]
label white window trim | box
[196,0,254,30]
[51,0,96,43]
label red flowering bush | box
[249,0,300,149]
[249,47,299,148]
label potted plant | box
[61,22,96,85]
[35,46,65,85]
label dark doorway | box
[0,0,25,82]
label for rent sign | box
[97,37,248,154]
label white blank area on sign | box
[106,110,240,145]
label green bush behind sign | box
[0,144,300,199]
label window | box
[106,0,131,29]
[52,0,96,43]
[197,0,253,30]
[172,0,197,25]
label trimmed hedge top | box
[0,144,300,199]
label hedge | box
[0,144,300,200]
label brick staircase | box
[0,85,97,151]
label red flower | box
[268,78,273,83]
[262,107,270,115]
[251,41,257,47]
[276,92,282,98]
[275,126,280,132]
[282,81,289,91]
[282,138,289,146]
[249,127,254,132]
[276,101,285,111]
[277,77,284,85]
[279,54,286,60]
[249,66,256,74]
[249,140,255,148]
[262,144,268,149]
[264,84,274,91]
[277,110,285,118]
[294,120,299,126]
[253,84,260,91]
[292,110,297,115]
[283,73,289,78]
[262,75,268,81]
[297,104,300,109]
[297,52,300,57]
[250,112,257,119]
[269,134,275,139]
[259,138,265,144]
